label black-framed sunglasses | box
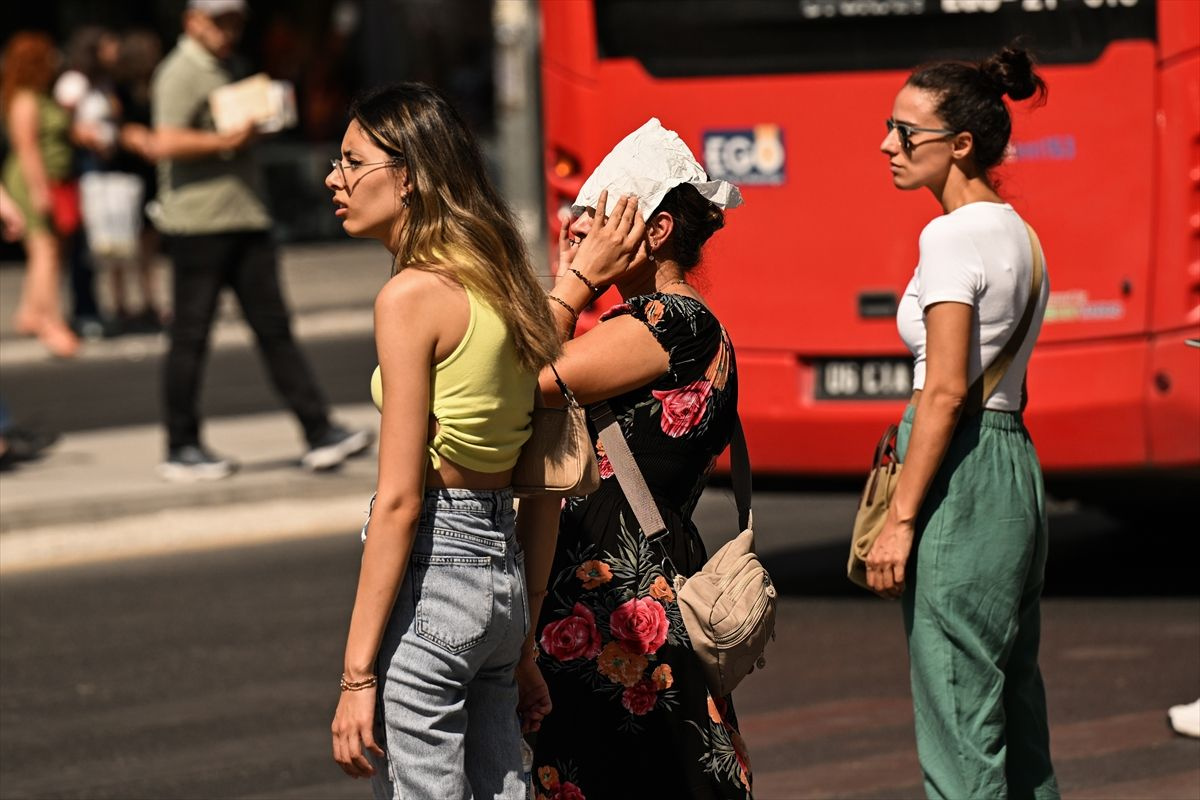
[330,157,403,196]
[886,119,957,152]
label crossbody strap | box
[963,221,1045,415]
[593,401,752,541]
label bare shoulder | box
[7,91,38,120]
[374,266,463,315]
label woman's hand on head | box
[571,189,647,290]
[555,209,578,279]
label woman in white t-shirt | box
[867,45,1060,800]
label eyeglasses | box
[330,157,403,196]
[886,119,957,152]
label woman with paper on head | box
[517,118,754,798]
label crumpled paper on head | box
[572,118,744,221]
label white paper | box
[573,117,744,221]
[209,73,297,134]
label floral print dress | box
[532,293,752,800]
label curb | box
[0,493,366,574]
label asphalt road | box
[1,493,1197,800]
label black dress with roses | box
[531,293,752,800]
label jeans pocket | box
[412,554,494,654]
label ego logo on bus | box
[703,125,785,186]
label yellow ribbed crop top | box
[370,288,536,472]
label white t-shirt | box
[896,202,1049,411]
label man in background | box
[152,0,371,481]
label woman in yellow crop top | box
[325,84,559,798]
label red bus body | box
[539,0,1200,480]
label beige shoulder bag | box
[512,366,600,498]
[593,402,777,698]
[847,223,1045,590]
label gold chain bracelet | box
[547,294,578,325]
[340,674,378,692]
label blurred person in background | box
[325,83,560,798]
[0,184,60,471]
[867,44,1058,799]
[151,0,372,481]
[54,25,115,339]
[1,31,81,358]
[61,25,162,336]
[113,27,167,331]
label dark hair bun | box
[652,184,725,270]
[701,204,725,240]
[981,46,1046,103]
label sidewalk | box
[0,404,380,573]
[0,240,389,573]
[0,237,554,572]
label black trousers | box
[164,230,330,450]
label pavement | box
[0,239,391,573]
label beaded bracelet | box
[568,268,601,295]
[547,294,578,325]
[340,674,378,692]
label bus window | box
[595,0,1157,77]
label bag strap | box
[864,423,900,506]
[549,364,581,407]
[593,401,752,541]
[963,221,1045,415]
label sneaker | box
[2,426,59,462]
[1168,698,1200,738]
[158,445,237,482]
[72,315,107,342]
[302,426,375,471]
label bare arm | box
[7,92,51,215]
[0,185,27,241]
[866,300,972,597]
[538,316,669,406]
[516,495,561,635]
[331,272,439,778]
[152,122,255,161]
[119,122,159,162]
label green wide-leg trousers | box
[897,406,1060,800]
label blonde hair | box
[350,83,560,372]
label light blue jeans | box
[366,487,529,800]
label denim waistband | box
[420,487,514,526]
[361,487,515,544]
[902,404,1025,431]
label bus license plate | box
[815,359,912,400]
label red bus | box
[539,0,1200,501]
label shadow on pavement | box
[762,504,1200,599]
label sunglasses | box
[886,119,957,152]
